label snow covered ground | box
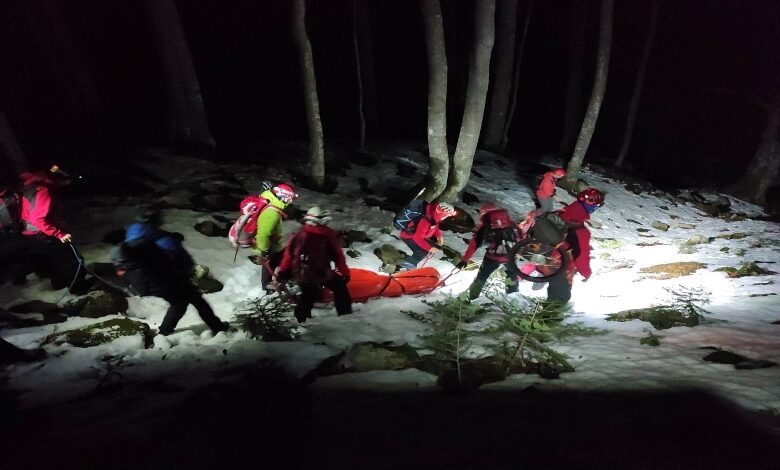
[2,144,779,423]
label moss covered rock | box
[44,317,151,348]
[193,264,223,293]
[640,262,707,279]
[66,290,128,318]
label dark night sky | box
[1,0,779,189]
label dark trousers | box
[261,250,284,289]
[0,233,85,291]
[468,258,520,300]
[547,270,573,303]
[402,238,430,267]
[294,276,352,323]
[159,284,225,335]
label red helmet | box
[478,202,499,216]
[272,183,298,203]
[577,188,605,206]
[552,168,566,179]
[434,202,456,219]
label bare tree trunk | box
[559,0,587,158]
[481,0,518,152]
[501,0,534,153]
[615,0,659,169]
[439,0,496,202]
[0,110,28,176]
[565,0,613,182]
[728,94,780,206]
[355,0,379,129]
[352,0,366,151]
[20,0,102,121]
[292,0,325,189]
[146,0,215,147]
[419,0,449,202]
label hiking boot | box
[397,261,416,272]
[211,321,231,335]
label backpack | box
[0,187,21,234]
[529,212,569,245]
[291,231,333,283]
[228,195,272,248]
[393,199,428,234]
[482,209,520,254]
[116,238,187,296]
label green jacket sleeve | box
[254,208,282,253]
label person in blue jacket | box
[112,222,229,336]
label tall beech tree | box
[419,0,449,202]
[146,0,215,147]
[615,0,659,169]
[559,0,587,159]
[292,0,325,189]
[355,0,378,134]
[438,0,496,202]
[21,0,101,122]
[728,93,780,206]
[352,0,366,151]
[501,0,533,153]
[481,0,518,152]
[565,0,613,183]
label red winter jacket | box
[536,171,559,199]
[18,172,68,240]
[462,208,520,263]
[557,201,592,280]
[278,224,349,283]
[399,203,444,252]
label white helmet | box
[304,206,331,225]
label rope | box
[55,243,134,304]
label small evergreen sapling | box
[236,294,298,341]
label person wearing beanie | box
[276,206,352,323]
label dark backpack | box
[0,187,21,234]
[116,239,186,296]
[393,199,428,234]
[291,231,333,283]
[482,209,520,253]
[530,212,570,245]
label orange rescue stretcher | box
[320,267,442,303]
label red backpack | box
[228,195,272,248]
[482,209,521,254]
[291,230,334,283]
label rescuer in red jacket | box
[547,188,604,302]
[535,168,566,213]
[276,206,352,323]
[398,201,456,271]
[17,168,89,293]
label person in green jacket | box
[255,183,298,291]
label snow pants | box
[294,276,352,323]
[159,284,225,335]
[547,269,574,303]
[467,258,520,300]
[0,233,86,292]
[261,250,284,290]
[401,238,430,269]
